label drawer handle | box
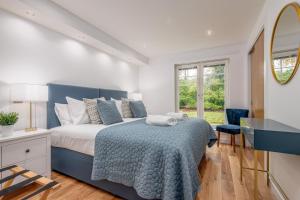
[25,149,30,153]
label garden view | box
[179,65,225,125]
[273,56,297,83]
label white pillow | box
[54,103,72,125]
[112,98,123,117]
[66,97,90,125]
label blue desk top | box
[241,118,300,155]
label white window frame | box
[175,59,230,120]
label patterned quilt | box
[92,118,216,200]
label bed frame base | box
[51,147,148,200]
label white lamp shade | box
[10,84,48,102]
[129,93,143,101]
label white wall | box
[0,9,140,130]
[139,43,248,114]
[247,0,300,199]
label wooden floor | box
[11,139,276,200]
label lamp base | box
[25,127,37,132]
[26,102,37,132]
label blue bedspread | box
[92,118,216,200]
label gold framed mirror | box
[271,3,300,85]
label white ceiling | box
[0,0,149,65]
[52,0,265,57]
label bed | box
[48,83,216,200]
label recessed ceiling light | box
[25,10,35,17]
[206,29,213,36]
[77,35,86,41]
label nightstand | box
[0,129,51,185]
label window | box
[178,66,198,117]
[203,64,225,125]
[175,59,228,125]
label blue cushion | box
[216,124,241,134]
[97,100,123,125]
[129,101,147,118]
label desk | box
[240,118,300,200]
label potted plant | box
[0,112,19,137]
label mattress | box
[50,118,140,156]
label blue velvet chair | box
[216,108,249,152]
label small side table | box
[239,118,300,200]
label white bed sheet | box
[50,118,140,156]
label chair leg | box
[233,135,236,153]
[230,135,233,145]
[217,131,220,147]
[242,134,246,148]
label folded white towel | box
[146,115,177,126]
[166,112,189,120]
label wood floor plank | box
[12,144,275,200]
[229,155,250,200]
[242,149,275,200]
[220,146,236,200]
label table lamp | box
[10,84,48,132]
[128,93,143,101]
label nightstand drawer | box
[2,137,47,166]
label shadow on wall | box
[0,81,10,112]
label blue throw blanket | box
[92,118,216,200]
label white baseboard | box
[270,177,287,200]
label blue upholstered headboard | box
[47,84,127,129]
[99,89,127,100]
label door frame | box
[248,29,265,168]
[175,58,230,119]
[247,27,265,116]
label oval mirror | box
[271,3,300,84]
